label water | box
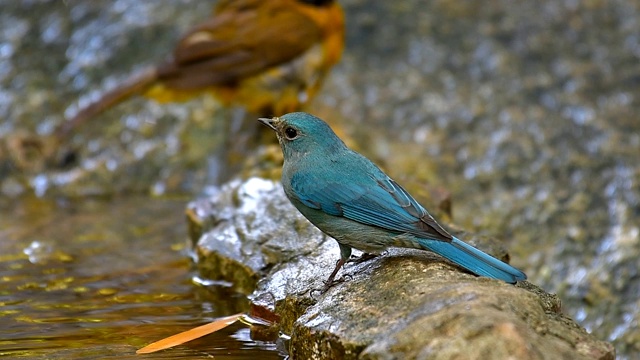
[0,196,282,359]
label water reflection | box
[0,196,282,359]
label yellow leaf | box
[136,313,243,354]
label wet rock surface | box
[189,177,615,359]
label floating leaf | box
[136,313,243,354]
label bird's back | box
[152,0,345,114]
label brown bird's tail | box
[56,67,158,140]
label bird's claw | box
[309,288,323,299]
[309,274,353,298]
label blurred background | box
[1,0,639,359]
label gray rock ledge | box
[187,177,614,360]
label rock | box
[188,177,329,295]
[188,177,615,359]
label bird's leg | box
[321,257,347,293]
[319,243,352,293]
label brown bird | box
[56,0,344,138]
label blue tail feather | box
[417,236,527,283]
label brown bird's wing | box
[156,0,324,90]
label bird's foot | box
[323,274,352,291]
[310,274,353,298]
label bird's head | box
[258,112,346,160]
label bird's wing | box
[156,0,324,88]
[290,169,452,242]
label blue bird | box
[259,112,526,290]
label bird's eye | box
[284,127,298,140]
[298,0,333,6]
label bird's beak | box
[258,117,278,131]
